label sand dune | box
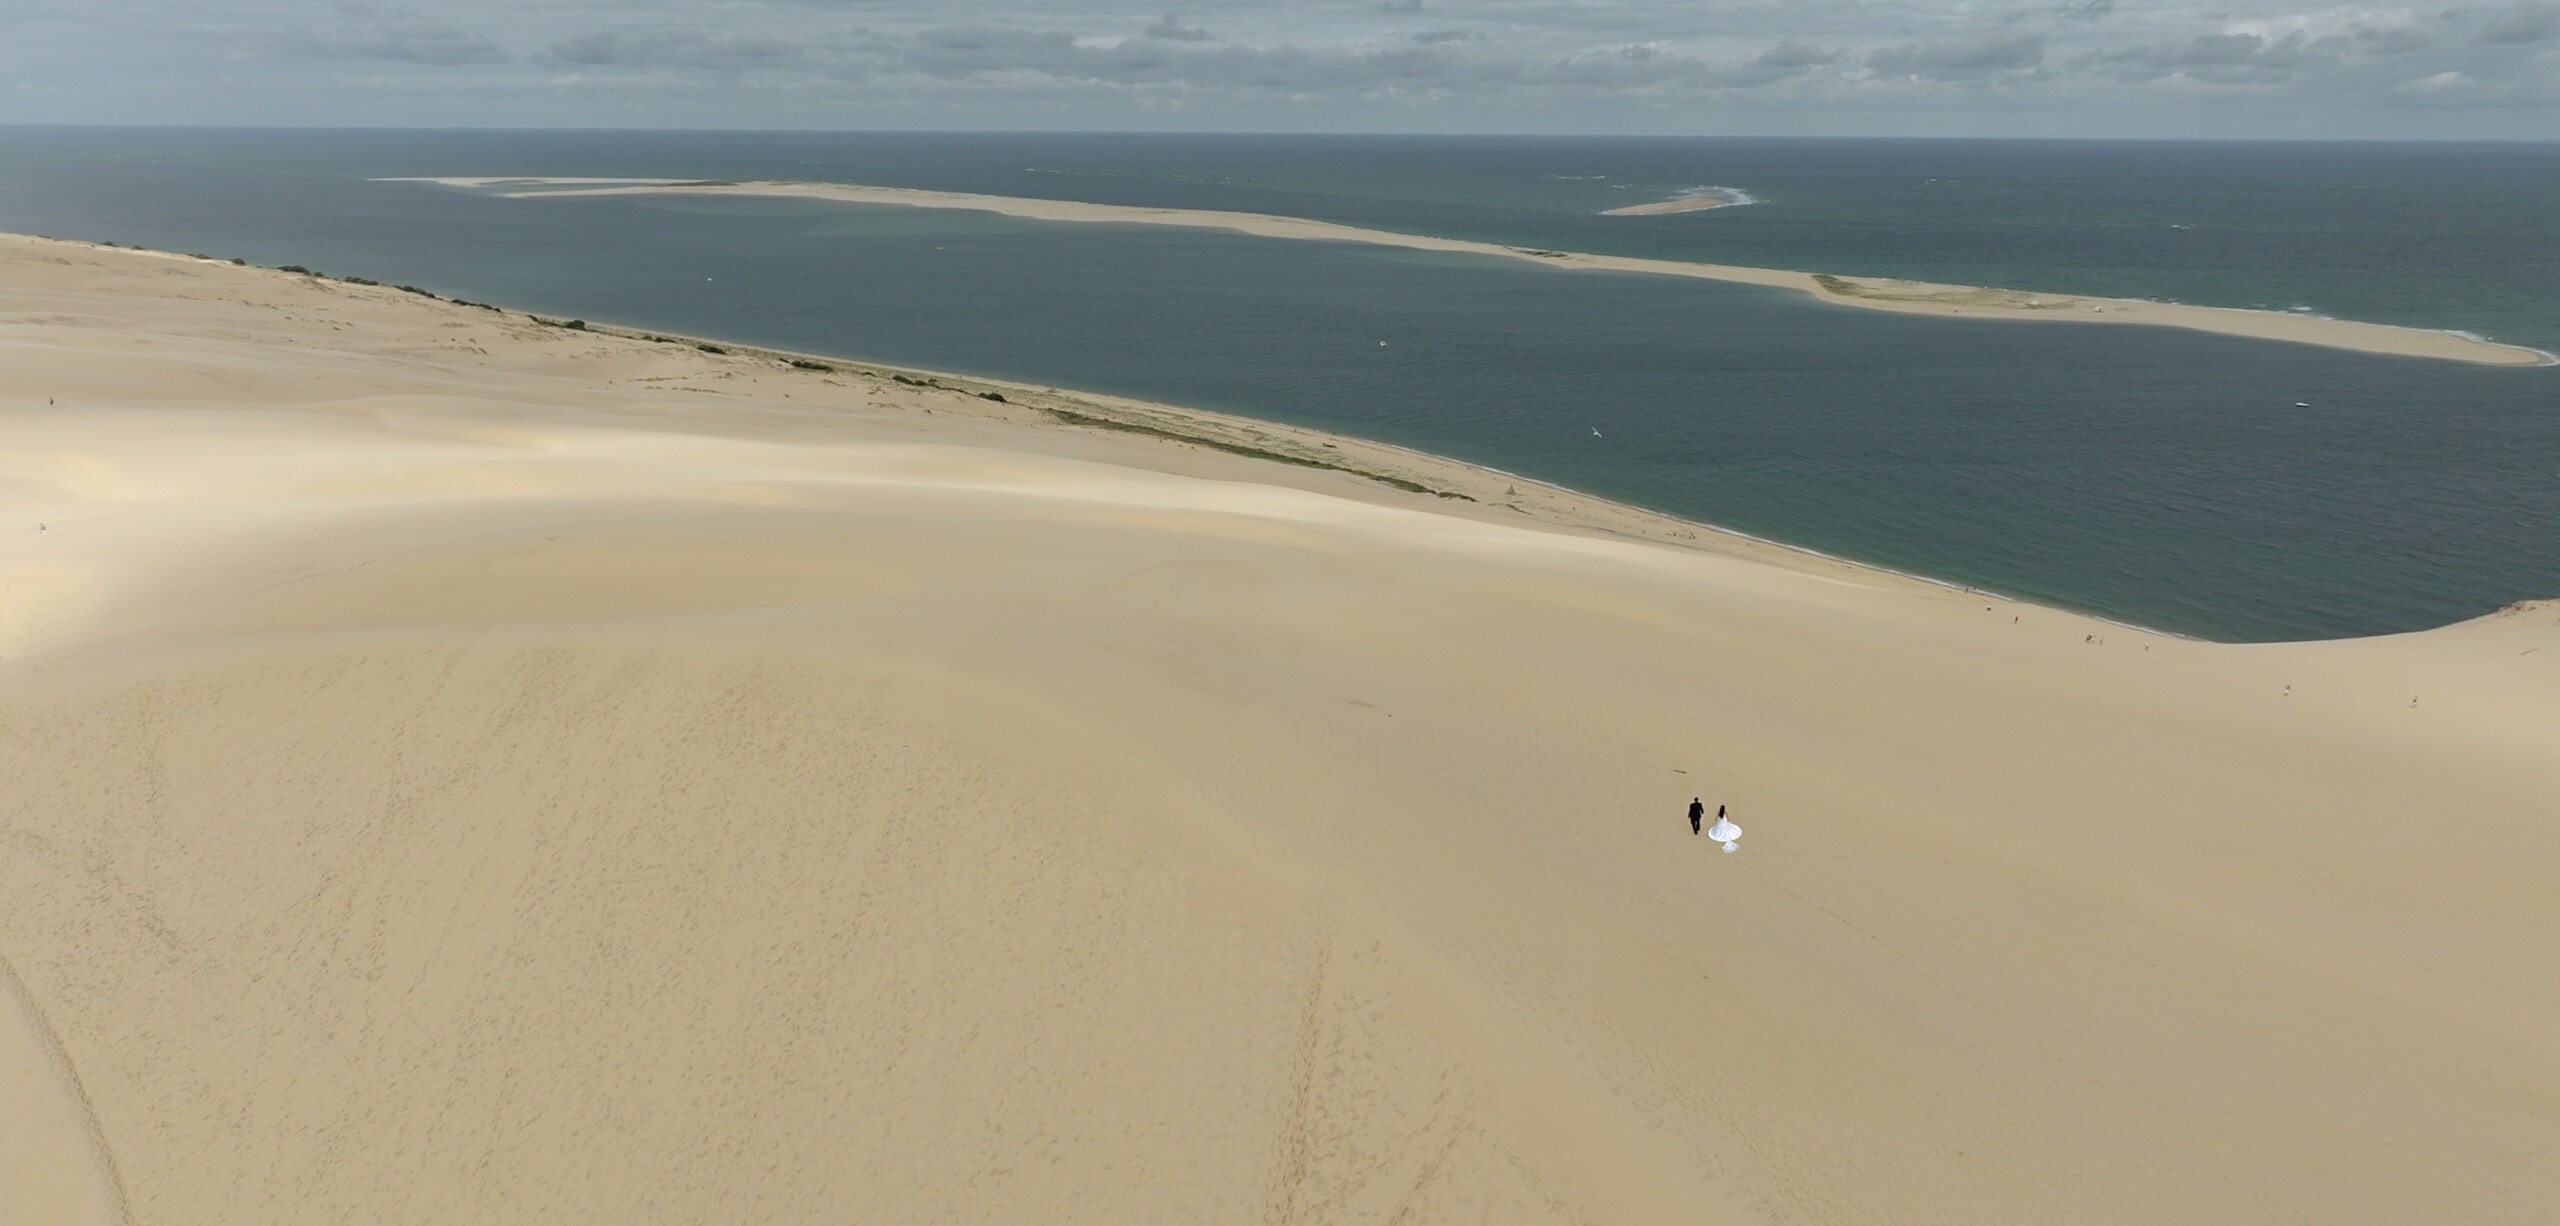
[3,235,2557,1225]
[438,177,2554,366]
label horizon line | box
[6,122,2560,145]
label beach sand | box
[3,234,2557,1225]
[441,178,2553,367]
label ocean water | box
[2,127,2555,641]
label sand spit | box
[446,177,2552,366]
[1600,194,1730,215]
[5,235,2559,1226]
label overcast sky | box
[3,1,2554,136]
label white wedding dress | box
[1706,816,1741,853]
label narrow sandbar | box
[424,177,2552,367]
[1601,194,1730,215]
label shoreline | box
[113,227,2188,641]
[768,370,2204,642]
[411,177,2555,368]
[587,319,2185,638]
[20,232,2524,645]
[860,359,2203,642]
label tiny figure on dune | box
[1689,797,1704,835]
[1707,806,1741,853]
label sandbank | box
[1601,194,1730,215]
[426,177,2552,366]
[4,235,2558,1225]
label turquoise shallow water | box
[2,128,2555,641]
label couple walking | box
[1688,798,1742,852]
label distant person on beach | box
[1689,798,1704,835]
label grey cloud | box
[2465,1,2560,44]
[547,30,815,72]
[1537,43,1697,86]
[906,26,1449,90]
[895,23,1846,95]
[2356,25,2432,54]
[284,20,508,66]
[1865,33,2044,80]
[902,26,1080,77]
[18,0,2560,133]
[2089,11,2490,88]
[1698,41,1842,88]
[2090,32,2310,83]
[1755,41,1839,69]
[2119,32,2280,69]
[1143,15,1213,42]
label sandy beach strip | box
[4,234,2558,1225]
[432,177,2553,366]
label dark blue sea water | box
[3,128,2555,641]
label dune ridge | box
[417,176,2553,366]
[4,234,2557,1225]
